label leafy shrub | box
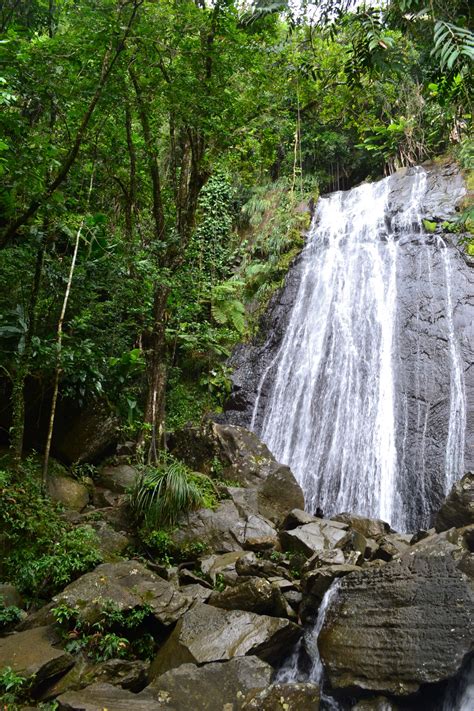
[52,600,155,662]
[0,599,23,631]
[0,467,102,600]
[129,455,218,529]
[0,667,29,706]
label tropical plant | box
[129,455,217,529]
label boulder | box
[200,551,248,585]
[212,423,280,487]
[42,657,148,699]
[89,520,130,560]
[0,626,73,688]
[435,472,474,532]
[319,551,473,695]
[208,577,287,616]
[283,509,318,530]
[242,682,320,710]
[47,475,89,511]
[301,564,360,619]
[149,602,301,678]
[146,656,272,710]
[85,659,148,692]
[98,464,139,493]
[53,560,192,626]
[57,682,156,710]
[53,402,119,464]
[235,551,291,581]
[0,582,22,608]
[256,465,305,526]
[280,520,350,557]
[170,500,245,554]
[243,513,279,550]
[332,513,390,540]
[170,501,278,555]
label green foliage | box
[432,21,474,72]
[0,600,23,631]
[129,454,217,529]
[52,600,156,662]
[0,666,29,706]
[0,466,102,600]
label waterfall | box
[250,168,466,531]
[443,660,474,711]
[276,582,341,706]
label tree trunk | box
[10,240,45,472]
[140,285,169,463]
[42,171,94,483]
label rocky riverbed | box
[0,423,472,710]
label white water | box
[251,169,466,531]
[276,581,340,685]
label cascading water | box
[250,168,467,531]
[276,582,341,707]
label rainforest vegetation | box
[0,0,472,626]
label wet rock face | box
[224,163,474,530]
[435,471,474,532]
[318,550,474,695]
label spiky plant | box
[130,455,214,529]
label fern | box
[211,280,246,334]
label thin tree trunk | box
[42,171,95,483]
[11,239,45,472]
[0,0,142,249]
[140,285,169,463]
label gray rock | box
[332,513,390,539]
[235,551,291,581]
[242,682,320,710]
[149,602,301,678]
[319,551,473,695]
[212,423,281,487]
[47,475,89,511]
[283,508,318,530]
[89,520,130,560]
[0,583,22,608]
[435,472,474,532]
[170,500,245,553]
[57,682,156,710]
[146,656,272,710]
[243,513,278,550]
[53,560,192,626]
[280,519,350,557]
[302,564,361,618]
[200,551,248,585]
[256,464,305,526]
[43,656,148,699]
[178,583,212,604]
[0,626,73,687]
[208,577,287,616]
[53,402,119,464]
[98,464,139,493]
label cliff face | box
[225,162,474,530]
